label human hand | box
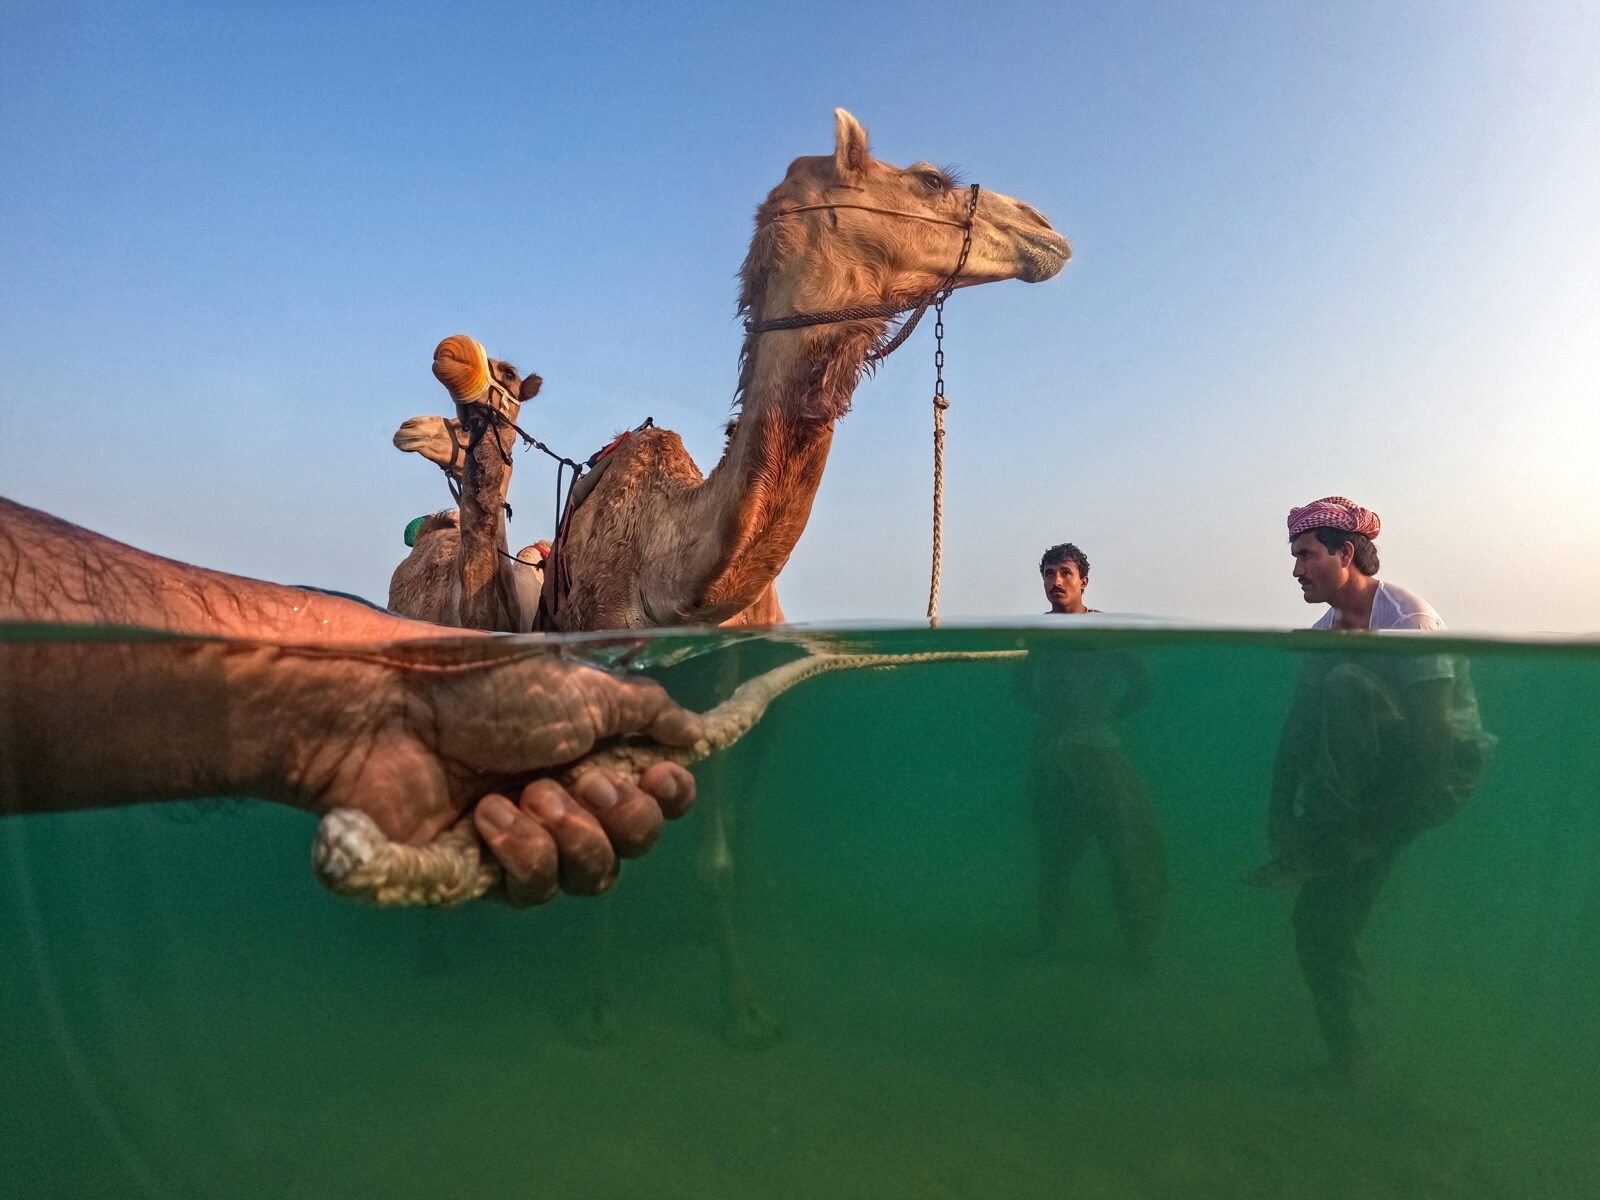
[247,638,700,905]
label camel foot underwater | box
[572,1003,621,1049]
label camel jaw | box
[393,416,460,468]
[1017,232,1071,283]
[977,191,1071,284]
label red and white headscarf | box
[1287,496,1380,540]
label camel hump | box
[432,334,491,402]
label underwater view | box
[3,621,1597,1199]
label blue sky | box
[3,1,1597,632]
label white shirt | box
[1309,579,1490,752]
[1312,579,1445,632]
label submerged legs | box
[1028,739,1168,970]
[1291,845,1403,1074]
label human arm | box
[1266,668,1322,857]
[1397,675,1455,797]
[0,633,699,903]
[0,498,700,905]
[0,496,444,642]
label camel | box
[538,109,1068,633]
[546,110,1063,1045]
[378,110,1068,1045]
[395,112,1069,636]
[385,350,792,1043]
[388,505,548,630]
[390,378,784,631]
[385,344,792,1041]
[386,350,547,633]
[394,414,470,480]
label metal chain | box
[926,185,978,627]
[928,298,949,626]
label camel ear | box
[518,373,542,401]
[834,108,869,182]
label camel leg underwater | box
[572,896,619,1046]
[698,729,783,1048]
[570,649,782,1048]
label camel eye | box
[916,169,948,191]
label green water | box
[3,624,1598,1199]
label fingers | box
[640,761,697,819]
[571,772,664,859]
[473,793,559,907]
[518,779,619,897]
[565,763,697,860]
[474,782,619,904]
[645,703,702,747]
[473,764,698,907]
[570,761,697,855]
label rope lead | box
[928,390,949,627]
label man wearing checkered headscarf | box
[1249,497,1495,1077]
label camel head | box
[431,334,542,419]
[393,338,543,475]
[740,110,1070,323]
[393,415,469,476]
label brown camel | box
[377,111,1067,1046]
[384,350,788,1041]
[391,381,784,630]
[539,108,1068,633]
[393,414,470,481]
[386,349,546,633]
[389,507,549,631]
[397,112,1068,636]
[537,110,1065,1046]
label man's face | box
[1290,532,1349,604]
[1041,560,1087,613]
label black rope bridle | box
[742,183,980,364]
[448,365,589,533]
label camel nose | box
[1016,203,1053,232]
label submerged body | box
[1260,501,1496,1072]
[1019,647,1168,968]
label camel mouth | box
[393,419,435,453]
[1018,230,1071,283]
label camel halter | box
[448,363,593,535]
[743,183,980,625]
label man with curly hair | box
[1018,543,1166,971]
[1039,541,1095,615]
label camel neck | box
[688,323,873,618]
[454,405,520,630]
